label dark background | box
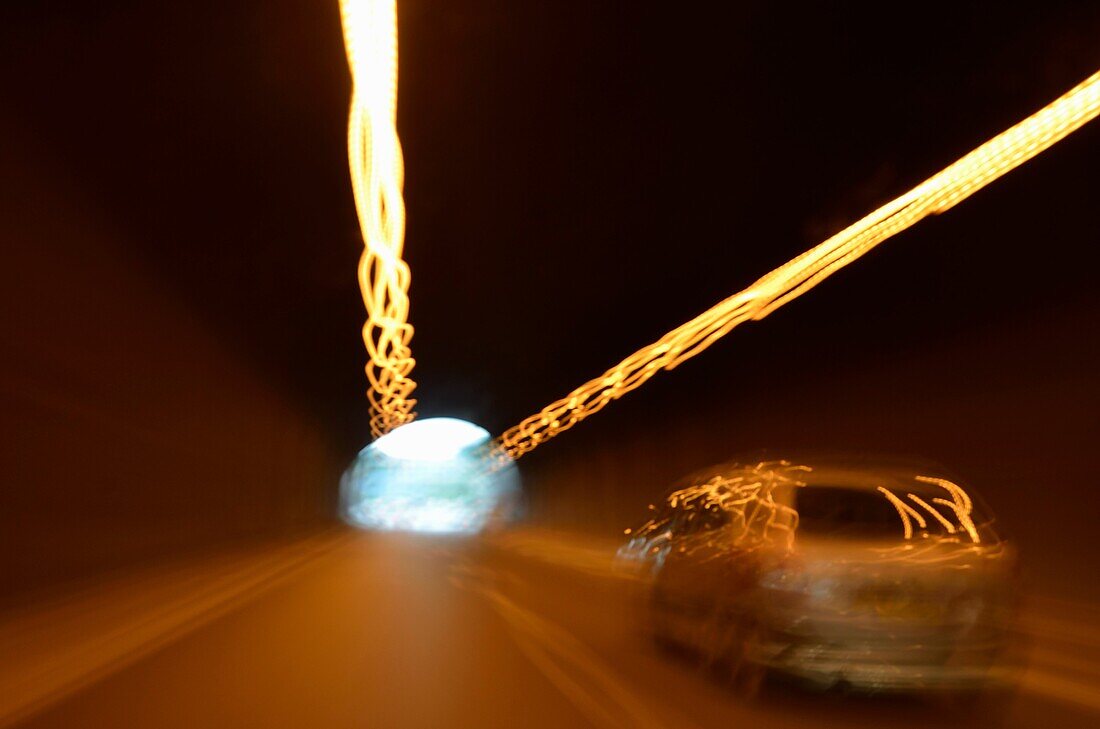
[2,2,1098,598]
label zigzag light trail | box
[340,1,1099,457]
[341,0,417,438]
[499,70,1100,459]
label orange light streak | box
[878,486,926,540]
[500,70,1100,458]
[632,461,808,552]
[917,475,981,543]
[340,0,417,437]
[906,493,957,534]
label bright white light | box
[341,418,519,534]
[372,417,490,461]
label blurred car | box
[624,459,1017,694]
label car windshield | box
[795,485,905,540]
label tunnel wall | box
[0,119,340,600]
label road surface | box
[3,529,1098,728]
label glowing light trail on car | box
[878,487,926,540]
[916,475,981,543]
[623,463,987,562]
[627,462,808,553]
[906,493,958,534]
[340,0,417,437]
[500,70,1100,458]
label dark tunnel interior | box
[1,7,1098,724]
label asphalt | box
[8,530,1100,728]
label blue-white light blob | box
[371,417,491,462]
[341,417,519,534]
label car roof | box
[799,466,936,493]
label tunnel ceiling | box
[3,1,1099,459]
